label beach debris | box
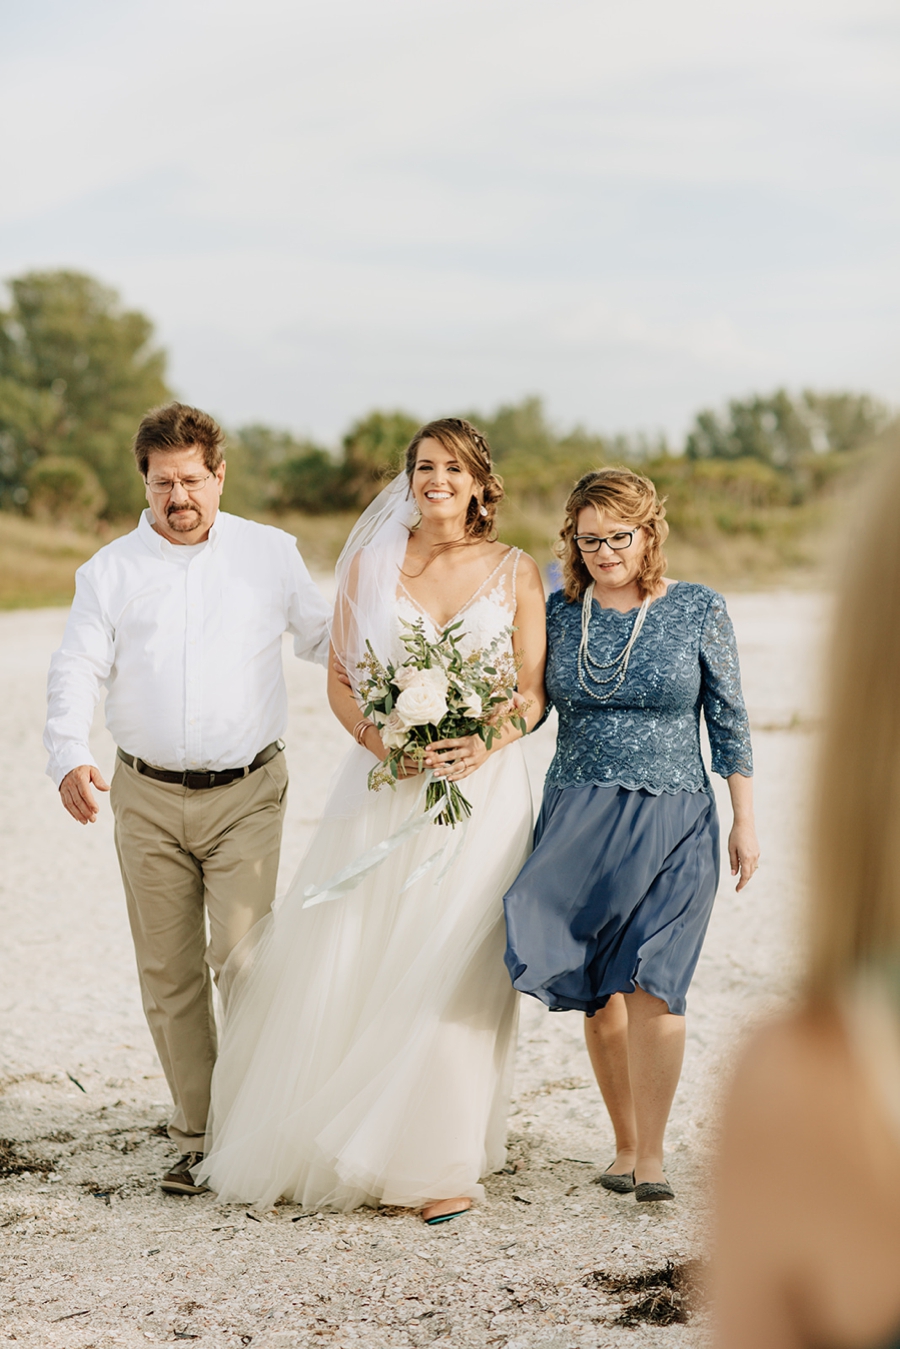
[66,1072,86,1093]
[0,1139,53,1177]
[583,1258,702,1327]
[80,1180,124,1205]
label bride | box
[196,418,546,1222]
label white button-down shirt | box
[44,509,332,786]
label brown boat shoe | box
[160,1152,208,1196]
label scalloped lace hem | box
[544,775,707,796]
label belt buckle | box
[184,770,215,790]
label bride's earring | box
[479,503,488,518]
[411,501,422,528]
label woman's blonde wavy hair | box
[556,467,669,602]
[405,417,504,542]
[807,446,900,1005]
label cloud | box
[0,0,897,439]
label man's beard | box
[166,506,200,532]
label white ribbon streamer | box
[302,772,459,909]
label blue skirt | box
[503,783,720,1017]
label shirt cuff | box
[294,631,331,668]
[46,748,100,789]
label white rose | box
[395,678,449,728]
[380,709,409,749]
[460,691,483,718]
[394,664,449,696]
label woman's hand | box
[728,818,760,891]
[359,723,423,777]
[424,734,490,781]
[726,772,759,891]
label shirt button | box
[189,719,196,725]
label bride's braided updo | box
[404,417,504,541]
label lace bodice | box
[394,548,521,659]
[544,582,753,795]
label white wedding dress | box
[198,549,533,1210]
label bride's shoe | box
[422,1197,472,1225]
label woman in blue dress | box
[503,467,759,1202]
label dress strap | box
[511,548,522,612]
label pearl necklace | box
[577,583,650,703]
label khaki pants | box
[110,751,289,1151]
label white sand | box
[0,590,828,1348]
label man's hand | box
[60,765,110,824]
[332,652,353,689]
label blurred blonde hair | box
[807,447,900,1004]
[555,467,669,602]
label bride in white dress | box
[197,418,547,1221]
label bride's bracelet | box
[352,718,375,746]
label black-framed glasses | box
[144,472,214,495]
[574,529,639,554]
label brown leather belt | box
[116,739,284,790]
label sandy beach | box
[0,589,827,1348]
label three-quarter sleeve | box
[699,593,753,779]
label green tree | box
[275,447,344,514]
[685,389,889,468]
[26,456,107,529]
[340,410,420,508]
[0,269,170,518]
[225,423,332,513]
[475,396,558,462]
[473,397,610,509]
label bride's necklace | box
[578,583,650,703]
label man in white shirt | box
[44,402,331,1194]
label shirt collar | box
[138,507,225,557]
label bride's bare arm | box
[425,553,547,781]
[327,643,388,762]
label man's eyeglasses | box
[145,473,215,495]
[574,529,639,554]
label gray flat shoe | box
[634,1179,675,1203]
[598,1165,636,1194]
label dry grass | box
[0,498,831,611]
[0,512,354,611]
[0,515,108,610]
[495,496,831,590]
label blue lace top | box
[544,582,753,795]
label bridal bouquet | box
[356,619,528,826]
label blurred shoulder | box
[723,1007,857,1148]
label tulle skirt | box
[196,741,533,1210]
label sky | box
[1,0,898,445]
